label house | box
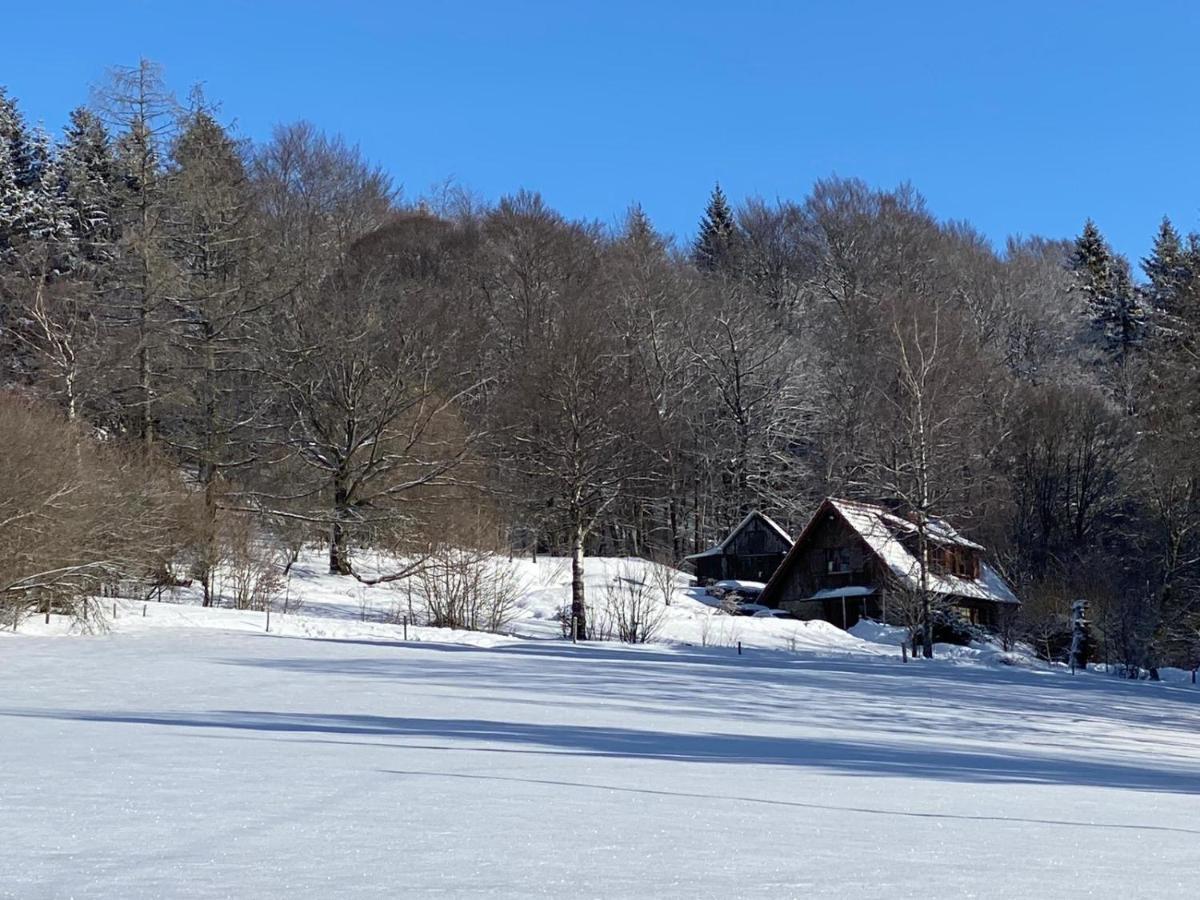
[759,498,1019,630]
[685,510,793,584]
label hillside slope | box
[8,552,991,661]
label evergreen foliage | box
[692,182,741,273]
[1069,219,1146,363]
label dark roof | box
[684,510,793,561]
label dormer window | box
[933,545,979,579]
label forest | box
[2,60,1199,672]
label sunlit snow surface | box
[2,555,1198,897]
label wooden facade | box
[767,508,884,627]
[760,498,1020,631]
[686,511,792,584]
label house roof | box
[763,498,1019,606]
[684,510,793,561]
[808,585,875,600]
[830,497,984,552]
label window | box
[937,547,979,580]
[825,547,851,574]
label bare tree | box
[868,296,993,657]
[479,194,651,638]
[686,281,812,532]
[94,59,179,446]
[505,323,643,639]
[263,216,486,577]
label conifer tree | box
[0,132,20,256]
[1142,217,1193,315]
[24,126,72,248]
[623,203,658,250]
[0,88,34,254]
[0,88,36,191]
[692,182,741,274]
[1069,219,1146,365]
[57,107,120,268]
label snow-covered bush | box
[929,609,988,647]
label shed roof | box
[684,510,793,561]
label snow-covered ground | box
[7,553,893,656]
[3,553,1199,897]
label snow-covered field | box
[3,555,1199,897]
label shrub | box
[600,565,666,644]
[0,394,190,629]
[418,546,519,633]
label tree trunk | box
[570,516,587,639]
[138,313,153,447]
[329,477,352,575]
[669,493,680,562]
[920,527,933,659]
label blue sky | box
[5,1,1198,264]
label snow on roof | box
[713,579,767,592]
[684,510,793,561]
[832,498,984,551]
[828,498,1018,605]
[807,585,876,601]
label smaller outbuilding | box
[685,511,793,584]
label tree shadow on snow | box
[222,637,1200,740]
[5,706,1199,795]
